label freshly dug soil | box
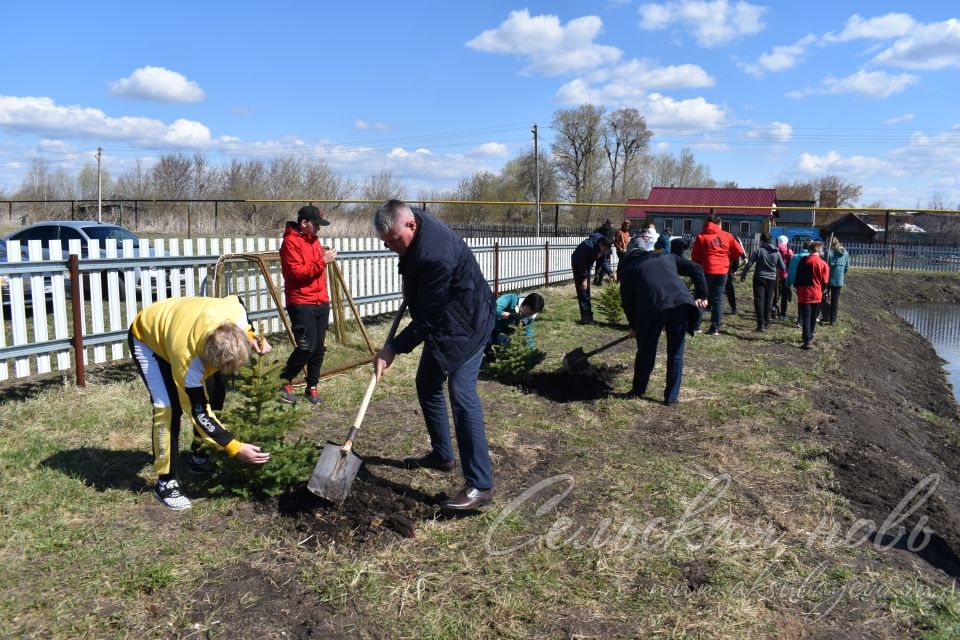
[816,271,960,577]
[523,362,627,400]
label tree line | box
[0,103,905,236]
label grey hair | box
[373,199,413,234]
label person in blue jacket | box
[824,237,850,325]
[619,237,708,405]
[372,200,496,512]
[571,232,613,325]
[490,291,545,349]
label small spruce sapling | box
[206,353,315,498]
[484,332,546,386]
[596,282,625,325]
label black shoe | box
[153,479,191,511]
[440,487,493,511]
[705,327,719,336]
[664,399,678,407]
[304,386,322,405]
[800,343,811,350]
[187,455,215,475]
[279,383,297,404]
[404,451,455,471]
[577,316,595,326]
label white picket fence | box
[0,235,583,382]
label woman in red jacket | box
[278,205,338,404]
[690,214,744,335]
[794,241,830,350]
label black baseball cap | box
[297,205,330,226]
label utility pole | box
[532,123,541,237]
[95,147,103,223]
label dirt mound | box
[820,271,960,577]
[523,362,626,401]
[277,476,439,544]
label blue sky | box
[1,1,959,208]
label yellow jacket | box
[131,296,254,456]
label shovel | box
[307,302,407,503]
[562,333,632,373]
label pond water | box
[896,304,960,404]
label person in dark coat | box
[372,200,496,511]
[592,219,615,285]
[740,232,787,332]
[571,232,613,324]
[619,245,708,405]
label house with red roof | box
[624,187,778,238]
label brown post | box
[890,246,896,273]
[544,241,550,286]
[134,201,139,228]
[68,254,86,388]
[214,200,219,231]
[7,201,11,221]
[494,242,500,298]
[884,211,890,246]
[186,202,192,239]
[554,204,560,236]
[70,201,75,221]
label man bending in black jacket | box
[619,244,708,405]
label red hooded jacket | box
[691,221,745,275]
[280,222,330,306]
[794,253,830,304]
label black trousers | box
[752,277,777,328]
[281,303,330,386]
[777,279,792,318]
[798,303,818,346]
[825,286,842,323]
[725,274,737,311]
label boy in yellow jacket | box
[128,296,272,510]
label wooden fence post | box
[890,246,896,273]
[494,242,500,298]
[69,254,86,388]
[544,241,550,286]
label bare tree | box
[551,104,605,203]
[603,108,652,198]
[115,159,152,199]
[76,163,112,200]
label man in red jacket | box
[279,205,338,404]
[690,214,744,335]
[794,240,830,350]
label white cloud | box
[823,13,916,43]
[738,34,817,78]
[787,70,918,100]
[792,150,905,179]
[470,142,509,157]
[638,0,766,47]
[888,129,960,173]
[871,18,960,70]
[354,118,389,131]
[466,9,621,75]
[4,162,22,169]
[36,139,79,154]
[555,78,727,129]
[884,113,915,125]
[108,66,205,103]
[745,122,793,143]
[555,58,714,109]
[0,95,213,146]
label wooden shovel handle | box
[582,333,632,359]
[340,301,408,454]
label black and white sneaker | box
[153,479,191,511]
[187,454,215,475]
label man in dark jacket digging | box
[619,243,708,405]
[372,200,496,511]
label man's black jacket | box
[619,249,708,337]
[391,210,495,372]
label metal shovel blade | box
[561,347,589,373]
[307,441,364,503]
